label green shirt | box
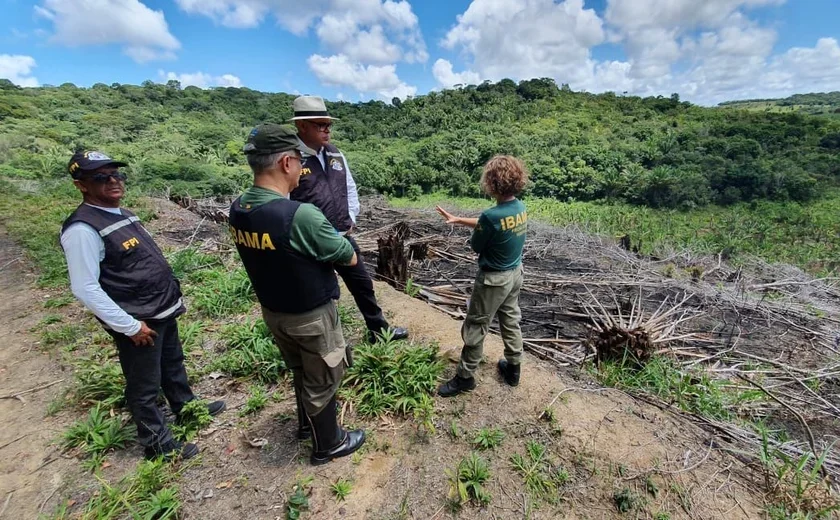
[239,186,354,264]
[470,199,528,271]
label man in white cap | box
[290,95,408,343]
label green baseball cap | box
[243,124,312,155]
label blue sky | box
[1,0,839,105]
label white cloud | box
[174,0,427,63]
[307,54,416,99]
[438,0,840,105]
[159,71,243,88]
[175,0,425,99]
[0,54,39,87]
[442,0,604,84]
[174,0,325,33]
[36,0,180,63]
[432,59,480,88]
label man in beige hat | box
[290,95,408,344]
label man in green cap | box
[229,124,365,465]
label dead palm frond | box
[582,287,704,368]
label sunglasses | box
[306,121,333,132]
[82,172,127,183]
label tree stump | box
[376,222,409,288]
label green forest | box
[1,78,840,273]
[2,78,839,210]
[719,91,840,119]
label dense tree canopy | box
[1,78,838,209]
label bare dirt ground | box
[0,228,76,519]
[0,198,797,519]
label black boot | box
[367,326,409,344]
[437,374,476,397]
[292,371,311,440]
[497,359,520,387]
[144,439,199,461]
[308,397,365,465]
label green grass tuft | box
[62,404,136,459]
[341,338,443,420]
[213,319,286,383]
[446,452,492,507]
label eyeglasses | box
[83,172,127,183]
[306,121,333,132]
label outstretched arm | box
[436,205,478,228]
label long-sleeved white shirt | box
[300,140,361,224]
[60,204,181,336]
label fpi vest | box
[228,197,339,314]
[60,205,184,321]
[290,143,354,232]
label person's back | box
[471,198,528,273]
[434,156,529,397]
[230,124,365,465]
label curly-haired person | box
[435,155,529,397]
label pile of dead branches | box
[351,198,840,483]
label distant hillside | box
[719,91,840,118]
[1,78,839,209]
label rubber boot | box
[307,396,365,465]
[437,374,476,397]
[497,359,521,387]
[292,371,311,440]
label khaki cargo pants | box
[456,264,524,379]
[261,300,350,416]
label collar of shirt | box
[84,203,122,215]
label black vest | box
[60,204,184,321]
[228,196,339,314]
[290,143,354,232]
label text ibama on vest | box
[229,226,276,250]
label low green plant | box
[613,488,644,513]
[40,324,82,349]
[448,419,462,439]
[286,477,313,520]
[472,427,505,450]
[178,319,205,353]
[62,404,136,458]
[595,356,734,420]
[43,295,75,309]
[188,267,255,318]
[170,399,213,441]
[341,338,443,423]
[758,428,839,518]
[240,385,269,416]
[510,441,568,503]
[213,319,286,383]
[167,247,221,281]
[446,452,492,507]
[39,314,63,326]
[0,186,77,288]
[337,303,363,329]
[70,458,182,519]
[645,475,660,498]
[330,478,352,501]
[404,278,420,297]
[71,358,125,408]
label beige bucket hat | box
[289,96,339,121]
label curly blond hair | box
[480,155,529,199]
